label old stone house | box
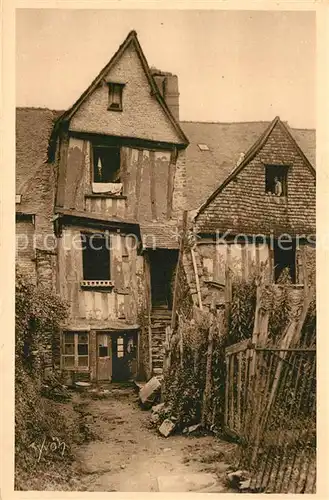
[16,30,316,382]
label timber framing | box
[54,208,141,237]
[68,130,186,152]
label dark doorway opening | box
[111,331,138,382]
[149,249,178,310]
[273,239,296,283]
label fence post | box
[171,210,188,331]
[201,299,215,427]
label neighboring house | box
[15,30,316,382]
[185,116,316,310]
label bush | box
[15,268,75,489]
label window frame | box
[62,332,89,371]
[265,164,290,197]
[92,145,121,184]
[81,232,111,282]
[107,82,125,112]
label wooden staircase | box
[150,308,172,376]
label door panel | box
[97,333,112,381]
[112,332,138,382]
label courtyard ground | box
[69,383,237,492]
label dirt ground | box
[70,383,237,492]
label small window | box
[198,143,209,151]
[117,336,124,358]
[93,146,121,183]
[82,233,110,281]
[107,82,124,111]
[265,165,288,197]
[273,239,296,284]
[62,332,89,370]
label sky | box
[16,9,316,128]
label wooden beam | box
[167,147,177,219]
[191,247,203,310]
[171,210,188,329]
[134,149,144,219]
[149,151,157,221]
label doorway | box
[149,249,178,310]
[96,331,138,382]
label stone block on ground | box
[139,376,161,407]
[158,418,175,437]
[151,402,165,414]
[183,423,201,434]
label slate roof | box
[194,117,316,237]
[180,120,316,211]
[140,223,180,249]
[16,107,64,215]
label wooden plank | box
[134,149,144,219]
[120,147,128,195]
[111,233,124,290]
[117,293,125,319]
[255,244,260,274]
[225,337,253,355]
[224,354,230,427]
[149,150,157,220]
[117,198,126,218]
[85,197,92,212]
[148,323,153,377]
[201,310,214,428]
[191,247,203,310]
[166,147,177,218]
[101,292,109,320]
[56,132,69,207]
[241,245,247,280]
[107,292,115,319]
[84,290,95,320]
[94,292,103,320]
[105,198,113,215]
[229,353,235,429]
[237,351,242,432]
[171,210,188,329]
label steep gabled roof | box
[50,30,188,151]
[180,120,315,212]
[195,116,316,219]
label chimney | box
[151,68,180,122]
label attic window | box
[93,146,121,183]
[265,165,288,197]
[198,144,209,151]
[107,82,124,111]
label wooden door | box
[97,333,112,381]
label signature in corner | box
[28,436,67,463]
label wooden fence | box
[224,284,316,493]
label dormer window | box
[265,165,289,197]
[107,82,124,111]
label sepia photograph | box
[13,6,316,493]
